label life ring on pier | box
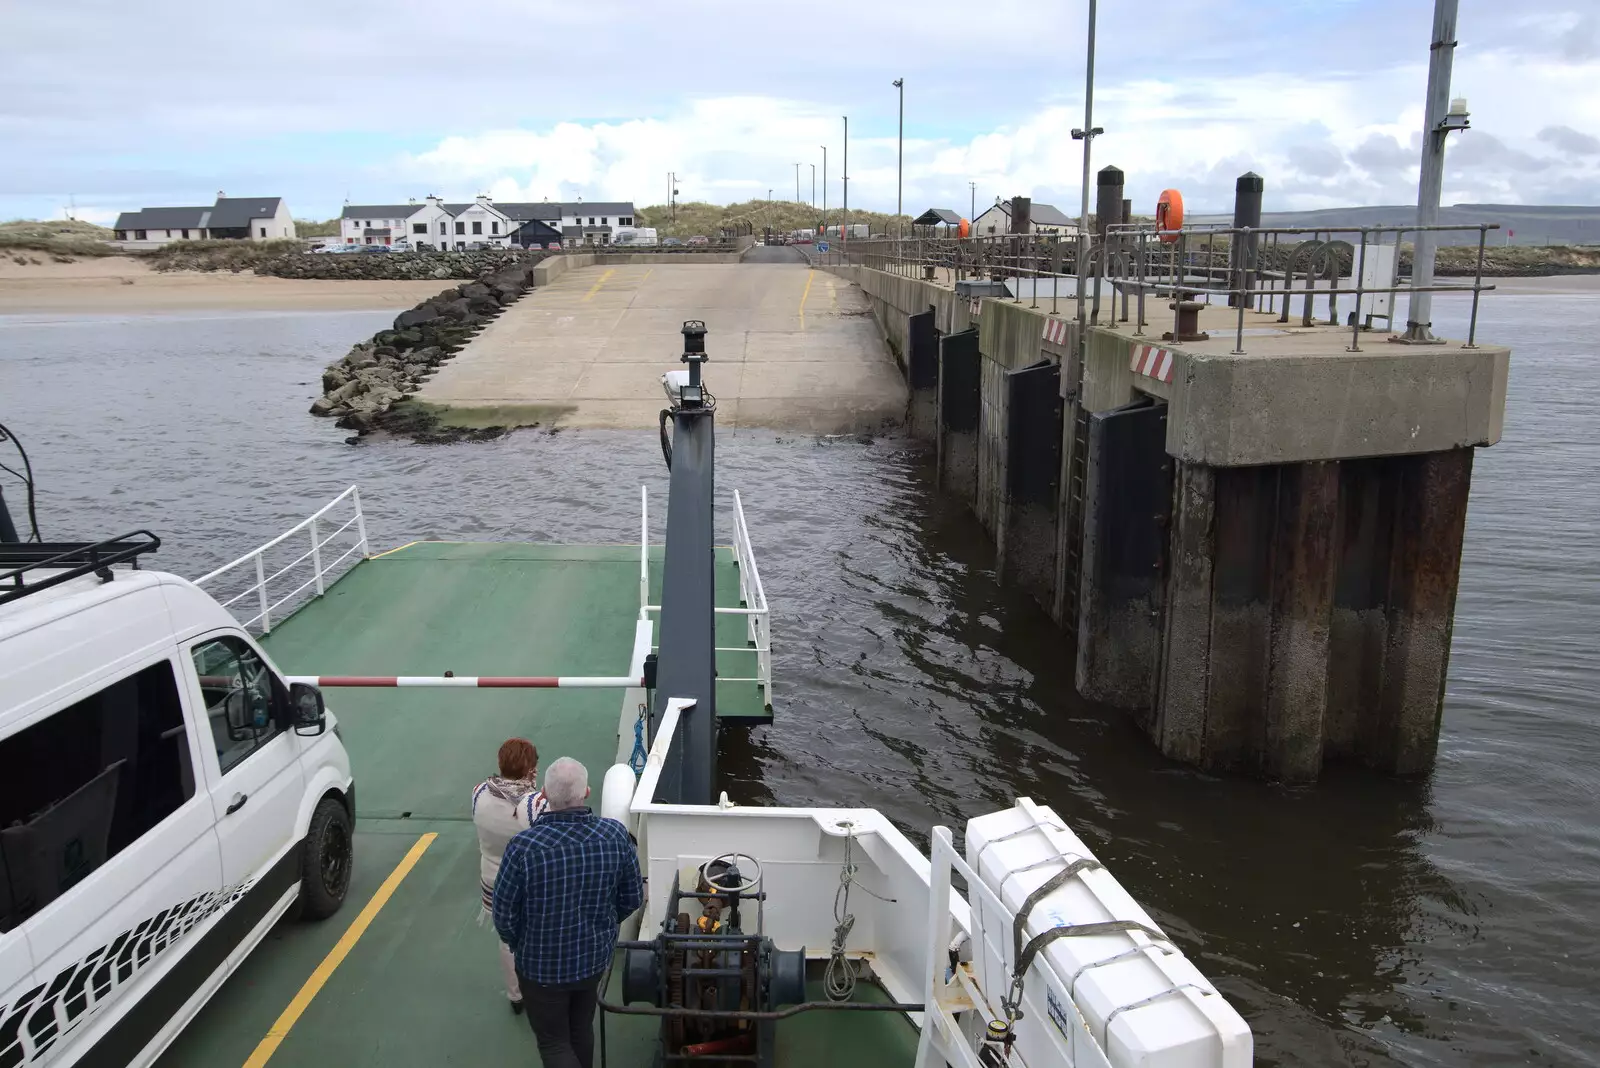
[1156,189,1184,242]
[957,217,970,238]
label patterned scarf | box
[480,775,537,804]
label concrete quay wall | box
[818,261,1509,782]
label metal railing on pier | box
[814,221,1499,354]
[195,486,368,634]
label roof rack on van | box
[0,531,161,606]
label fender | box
[292,725,355,841]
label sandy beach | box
[0,256,447,314]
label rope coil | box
[824,825,898,1002]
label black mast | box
[650,322,718,804]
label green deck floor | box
[155,542,912,1067]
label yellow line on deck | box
[582,268,616,302]
[367,540,419,559]
[241,833,437,1068]
[798,270,814,330]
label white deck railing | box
[639,486,773,706]
[195,486,369,635]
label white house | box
[556,201,637,246]
[334,196,642,250]
[339,196,458,248]
[112,195,296,248]
[442,197,514,249]
[971,198,1079,238]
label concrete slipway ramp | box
[416,254,906,432]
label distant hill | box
[1187,204,1600,247]
[637,199,910,238]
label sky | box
[3,0,1597,226]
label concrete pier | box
[418,253,904,431]
[818,258,1508,781]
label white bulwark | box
[112,195,296,249]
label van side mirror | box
[290,682,327,736]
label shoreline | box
[0,258,446,313]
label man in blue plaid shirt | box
[493,756,644,1068]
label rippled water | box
[2,295,1597,1066]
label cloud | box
[1559,14,1597,61]
[2,0,1599,221]
[1349,134,1416,176]
[1536,125,1600,155]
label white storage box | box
[965,801,1250,1068]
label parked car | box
[358,245,390,254]
[687,235,709,246]
[311,244,343,254]
[390,240,412,253]
[662,237,684,247]
[0,547,355,1068]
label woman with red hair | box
[473,737,548,1013]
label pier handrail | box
[194,485,369,635]
[817,219,1500,354]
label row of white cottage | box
[339,196,639,250]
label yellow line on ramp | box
[798,270,814,331]
[582,268,617,302]
[241,832,438,1068]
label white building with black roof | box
[334,196,640,250]
[112,195,295,248]
[971,198,1079,237]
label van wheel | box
[299,797,353,920]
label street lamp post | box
[1070,0,1102,330]
[820,146,827,229]
[1401,0,1470,343]
[892,78,904,234]
[810,164,816,210]
[795,163,801,203]
[842,116,849,247]
[970,181,975,225]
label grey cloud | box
[1449,132,1550,173]
[1350,134,1414,175]
[1289,143,1346,179]
[1536,125,1600,155]
[1560,15,1597,61]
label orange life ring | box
[957,217,970,238]
[1155,189,1184,242]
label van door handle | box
[226,793,249,814]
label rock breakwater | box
[308,260,543,440]
[261,249,539,281]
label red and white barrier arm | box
[284,675,644,689]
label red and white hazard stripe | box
[968,298,981,315]
[1042,318,1070,346]
[286,675,644,689]
[1129,344,1176,384]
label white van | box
[614,227,658,248]
[0,540,353,1067]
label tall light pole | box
[893,78,904,233]
[970,181,975,225]
[795,163,801,203]
[820,146,827,229]
[1401,0,1469,343]
[842,116,849,247]
[810,163,816,209]
[1071,0,1102,329]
